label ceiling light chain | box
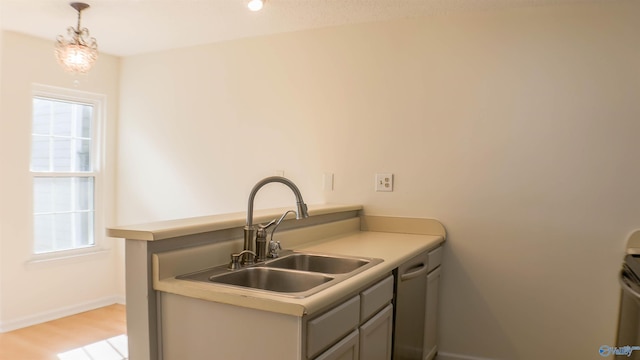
[55,2,98,74]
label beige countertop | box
[153,229,444,317]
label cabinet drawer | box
[428,246,442,272]
[360,275,393,323]
[307,295,360,359]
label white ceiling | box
[1,0,606,57]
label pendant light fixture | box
[55,2,98,74]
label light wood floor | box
[0,304,127,360]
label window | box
[30,88,102,255]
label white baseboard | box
[437,351,498,360]
[0,295,126,333]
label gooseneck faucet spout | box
[243,176,309,264]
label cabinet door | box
[314,330,359,360]
[424,267,441,360]
[359,304,393,360]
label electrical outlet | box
[375,173,393,192]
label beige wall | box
[118,2,640,359]
[0,31,123,330]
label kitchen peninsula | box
[107,204,446,359]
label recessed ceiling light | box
[248,0,264,12]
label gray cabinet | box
[359,304,393,360]
[310,275,394,360]
[158,245,442,360]
[307,296,360,359]
[315,330,359,360]
[160,274,394,360]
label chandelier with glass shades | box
[55,2,98,74]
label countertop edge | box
[107,204,362,241]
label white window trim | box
[29,84,109,263]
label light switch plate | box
[375,173,393,192]
[323,173,334,191]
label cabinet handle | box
[400,263,428,281]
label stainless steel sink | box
[209,267,334,293]
[264,253,371,274]
[177,251,383,298]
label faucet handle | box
[259,218,277,230]
[257,218,277,240]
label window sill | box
[26,247,111,268]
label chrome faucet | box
[243,176,309,264]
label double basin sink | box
[178,251,383,298]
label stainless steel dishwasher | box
[393,250,429,360]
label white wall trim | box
[0,295,125,333]
[437,352,499,360]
